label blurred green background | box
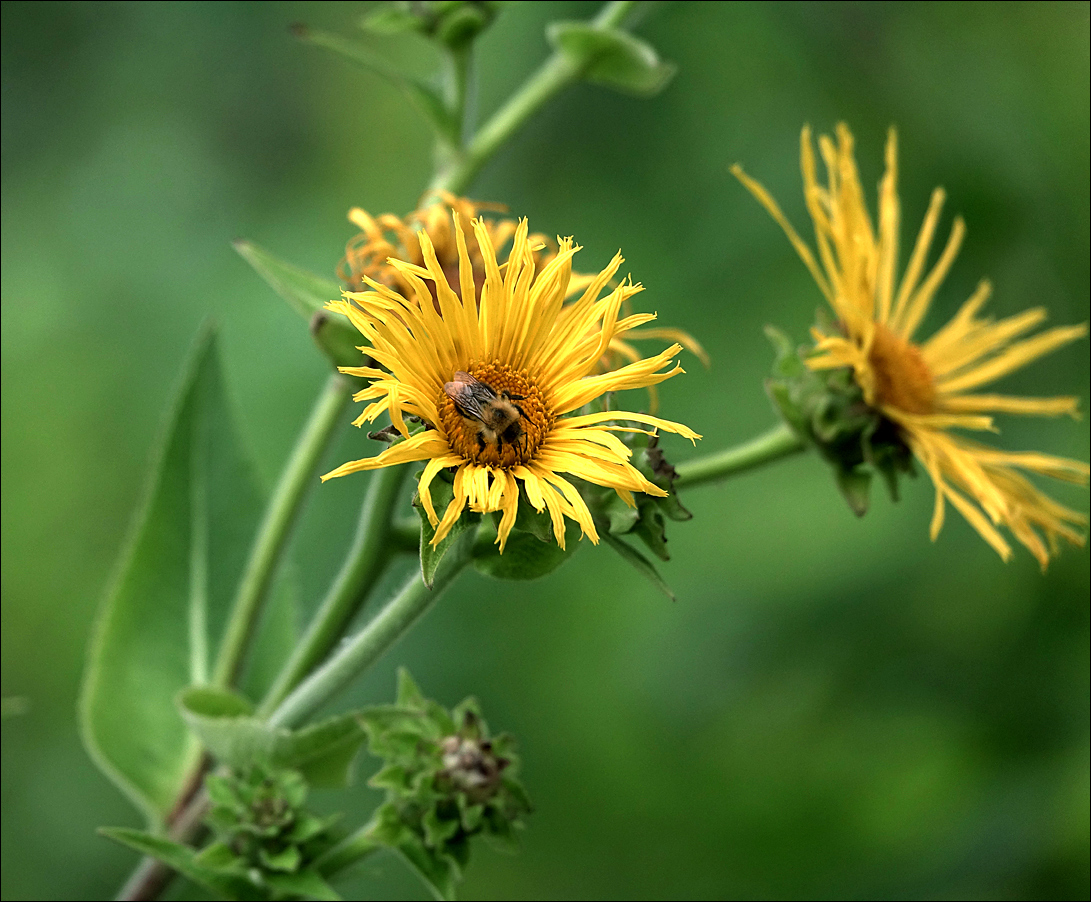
[2,2,1088,899]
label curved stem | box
[258,464,410,716]
[431,0,638,195]
[674,422,805,488]
[212,374,352,688]
[268,532,475,729]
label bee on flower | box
[337,193,707,411]
[734,123,1089,569]
[323,208,701,553]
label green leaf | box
[602,493,640,536]
[99,828,267,901]
[547,22,676,96]
[177,686,275,770]
[416,476,479,588]
[264,869,343,901]
[834,468,872,517]
[232,240,364,370]
[80,326,266,825]
[631,505,669,562]
[180,685,255,717]
[390,833,460,902]
[178,689,366,785]
[422,808,460,849]
[273,714,367,788]
[293,26,458,144]
[358,6,428,35]
[396,667,427,708]
[233,240,342,321]
[472,517,577,581]
[601,531,675,602]
[259,845,302,874]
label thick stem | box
[212,374,352,688]
[258,464,410,715]
[674,423,806,488]
[268,532,475,729]
[431,0,638,195]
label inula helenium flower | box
[323,210,700,552]
[734,124,1089,568]
[338,193,706,411]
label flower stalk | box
[431,0,639,195]
[674,423,806,489]
[267,530,476,730]
[258,463,410,716]
[212,373,352,689]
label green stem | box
[267,532,475,729]
[211,373,352,688]
[431,0,638,195]
[258,464,410,715]
[674,423,806,488]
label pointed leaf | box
[264,869,343,901]
[631,505,669,562]
[233,239,366,371]
[835,468,872,517]
[177,686,276,770]
[234,240,342,321]
[271,713,367,788]
[547,22,676,96]
[390,834,460,902]
[99,828,267,901]
[293,26,458,143]
[601,531,675,602]
[396,667,426,708]
[80,326,266,825]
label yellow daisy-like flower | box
[338,194,708,411]
[322,213,700,552]
[338,192,556,302]
[733,123,1089,569]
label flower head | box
[323,210,699,552]
[734,124,1089,568]
[338,194,707,410]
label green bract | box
[765,325,916,517]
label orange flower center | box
[867,323,936,415]
[438,362,553,468]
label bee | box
[443,371,527,455]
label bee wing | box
[444,372,498,420]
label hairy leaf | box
[80,327,266,825]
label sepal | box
[765,325,915,517]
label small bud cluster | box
[359,670,531,895]
[204,764,337,881]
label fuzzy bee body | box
[444,371,527,454]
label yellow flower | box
[338,193,708,411]
[322,212,700,552]
[733,123,1089,569]
[338,192,557,303]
